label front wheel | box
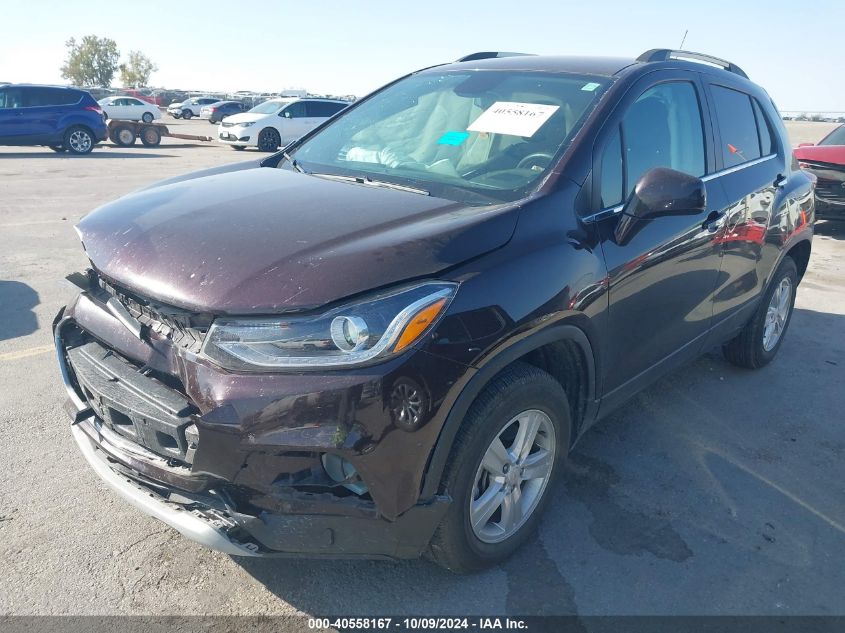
[427,362,570,573]
[181,109,192,119]
[723,256,798,369]
[142,112,154,123]
[257,128,280,152]
[63,126,94,154]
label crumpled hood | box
[76,166,518,314]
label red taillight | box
[210,107,218,112]
[84,105,103,113]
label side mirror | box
[614,167,706,246]
[797,142,814,148]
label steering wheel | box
[516,152,554,170]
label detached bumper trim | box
[71,424,260,557]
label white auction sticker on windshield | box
[467,101,560,137]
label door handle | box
[702,211,725,232]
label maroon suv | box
[55,50,814,572]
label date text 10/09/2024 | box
[308,618,529,630]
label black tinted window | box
[0,88,23,108]
[306,101,346,117]
[599,126,624,207]
[711,85,761,167]
[752,98,774,155]
[622,82,706,192]
[23,88,81,107]
[283,101,307,118]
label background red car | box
[794,125,845,219]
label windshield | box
[820,125,845,146]
[250,100,286,115]
[288,70,610,202]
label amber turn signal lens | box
[393,299,448,353]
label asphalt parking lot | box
[0,118,843,617]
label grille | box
[98,278,211,353]
[816,179,845,204]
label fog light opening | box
[322,453,369,496]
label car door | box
[19,87,64,141]
[277,100,310,142]
[591,72,729,409]
[0,87,26,141]
[703,81,796,340]
[125,97,146,119]
[108,98,128,119]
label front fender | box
[419,320,598,499]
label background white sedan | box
[97,96,161,123]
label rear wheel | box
[113,124,137,147]
[723,257,798,369]
[63,126,94,154]
[257,128,280,152]
[140,126,161,147]
[142,112,154,123]
[427,362,570,573]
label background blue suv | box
[0,84,109,154]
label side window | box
[622,82,706,192]
[307,101,346,117]
[599,126,624,208]
[710,85,762,167]
[0,88,23,108]
[282,101,307,118]
[128,98,143,106]
[751,98,774,156]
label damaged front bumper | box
[54,288,457,559]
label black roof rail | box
[455,51,534,62]
[637,48,748,79]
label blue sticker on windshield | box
[438,131,469,146]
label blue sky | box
[2,0,842,112]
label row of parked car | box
[163,94,350,150]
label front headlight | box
[202,282,457,371]
[237,121,254,128]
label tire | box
[63,126,95,154]
[181,109,192,120]
[257,128,280,152]
[427,362,571,573]
[723,256,798,369]
[113,124,137,147]
[140,126,161,147]
[49,145,67,153]
[142,112,154,123]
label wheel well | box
[786,240,811,280]
[518,340,589,437]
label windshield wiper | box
[309,173,429,196]
[281,150,305,174]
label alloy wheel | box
[470,409,556,544]
[68,130,92,153]
[763,277,792,351]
